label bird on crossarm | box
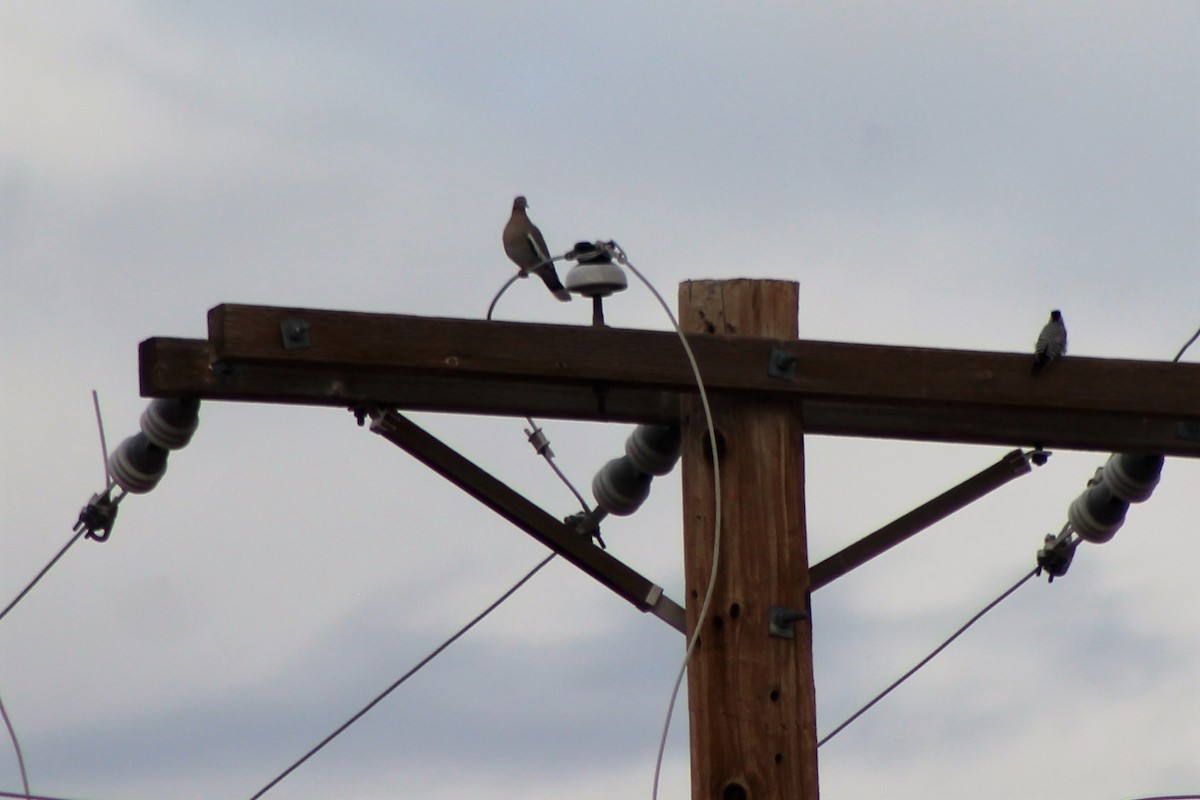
[1031,309,1067,376]
[503,196,571,302]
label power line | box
[1173,324,1200,363]
[601,246,721,800]
[1,390,116,626]
[0,530,86,626]
[818,322,1200,748]
[246,552,556,800]
[817,567,1039,747]
[523,416,591,514]
[486,263,594,517]
[0,685,30,797]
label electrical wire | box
[523,417,592,514]
[488,248,717,795]
[595,244,722,800]
[1173,325,1200,362]
[817,567,1038,747]
[818,322,1200,749]
[485,272,521,320]
[1105,318,1200,800]
[91,391,112,490]
[487,261,595,515]
[0,530,86,627]
[0,685,29,798]
[246,553,556,800]
[0,791,90,800]
[3,389,116,624]
[0,393,114,796]
[485,255,571,322]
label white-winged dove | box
[503,196,571,302]
[1031,309,1067,375]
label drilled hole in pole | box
[721,781,749,800]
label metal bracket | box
[767,348,797,382]
[211,361,235,384]
[1177,421,1200,442]
[768,605,809,639]
[74,490,121,542]
[280,318,311,349]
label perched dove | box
[503,196,571,302]
[1031,310,1067,376]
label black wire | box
[246,553,557,800]
[485,255,569,322]
[816,325,1200,748]
[0,529,86,625]
[817,567,1038,748]
[485,272,521,321]
[1173,325,1200,362]
[0,684,29,797]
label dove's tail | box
[537,266,572,302]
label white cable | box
[600,245,721,800]
[490,241,721,794]
[486,270,595,515]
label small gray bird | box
[1031,309,1067,375]
[503,196,571,302]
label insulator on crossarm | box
[592,456,652,517]
[625,424,681,476]
[140,398,200,450]
[108,432,169,494]
[1102,453,1164,503]
[1068,481,1129,544]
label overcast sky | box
[3,3,1199,799]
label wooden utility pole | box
[136,283,1200,799]
[680,280,817,800]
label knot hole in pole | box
[721,780,749,800]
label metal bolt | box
[768,605,809,639]
[280,318,311,349]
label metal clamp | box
[1177,421,1200,442]
[768,605,809,639]
[768,348,797,382]
[280,318,311,349]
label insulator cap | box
[1068,482,1129,544]
[625,424,681,477]
[1102,453,1164,503]
[592,456,652,516]
[109,432,169,494]
[140,398,200,450]
[564,242,627,298]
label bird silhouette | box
[502,196,570,301]
[1032,310,1067,376]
